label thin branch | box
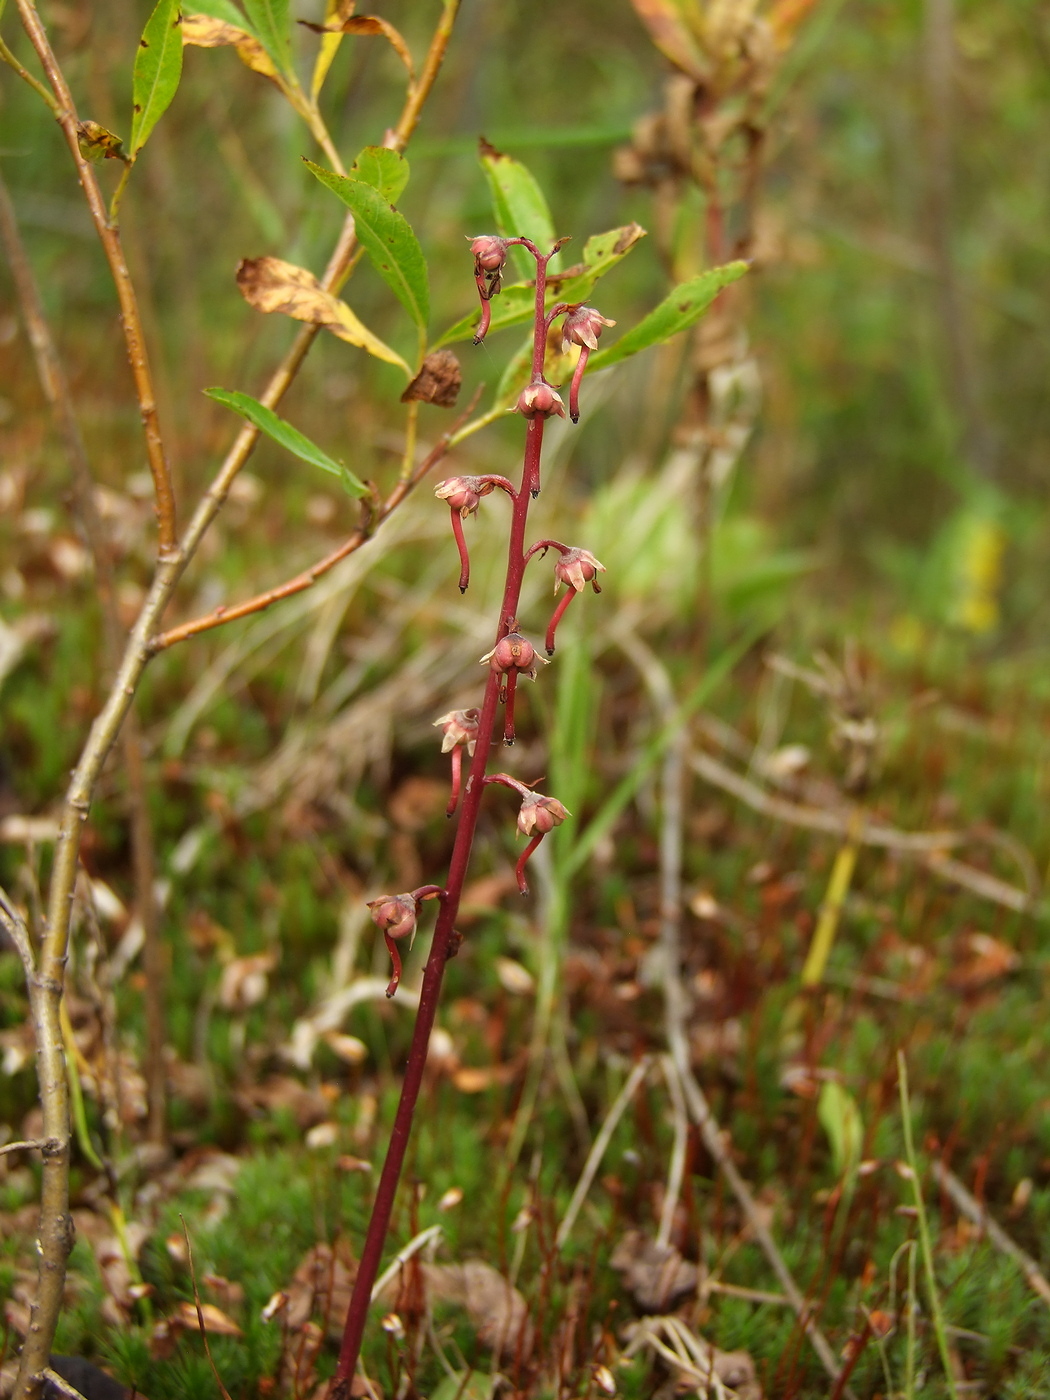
[0,1140,46,1158]
[556,1057,652,1250]
[148,387,482,652]
[0,164,167,1146]
[656,1051,688,1251]
[930,1161,1050,1310]
[0,884,35,978]
[15,0,177,555]
[689,748,1036,913]
[620,630,853,1397]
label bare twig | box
[930,1161,1050,1309]
[16,0,177,554]
[620,631,852,1396]
[0,883,35,977]
[689,748,1036,913]
[657,1051,689,1251]
[0,164,168,1148]
[148,389,482,653]
[6,3,461,1387]
[0,1140,45,1157]
[555,1057,652,1250]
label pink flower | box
[470,235,509,277]
[515,380,565,420]
[554,547,606,594]
[433,708,480,755]
[516,791,570,837]
[366,894,418,943]
[561,304,616,353]
[435,476,484,517]
[480,632,549,681]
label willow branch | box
[149,386,482,652]
[15,0,177,555]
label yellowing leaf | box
[182,12,277,77]
[235,255,410,373]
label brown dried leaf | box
[218,951,276,1011]
[181,12,278,78]
[172,1300,244,1337]
[286,1242,356,1339]
[629,0,708,80]
[948,931,1020,989]
[422,1261,532,1358]
[610,1229,698,1312]
[300,13,414,79]
[400,350,462,408]
[236,257,408,371]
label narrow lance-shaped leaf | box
[205,387,369,497]
[349,146,410,205]
[130,0,184,159]
[242,0,293,74]
[586,261,748,373]
[479,140,558,278]
[305,160,429,330]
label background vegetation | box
[1,0,1049,1396]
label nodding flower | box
[515,380,565,421]
[470,235,510,345]
[516,791,570,837]
[554,547,605,595]
[480,631,548,681]
[434,476,485,517]
[560,304,615,423]
[433,708,480,754]
[367,893,418,944]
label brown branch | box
[620,631,853,1395]
[930,1161,1050,1309]
[148,387,482,652]
[6,5,460,1388]
[0,165,168,1148]
[689,748,1036,913]
[15,0,177,555]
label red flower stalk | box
[334,236,574,1386]
[434,708,480,815]
[561,304,615,423]
[435,475,516,592]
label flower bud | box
[480,632,548,681]
[435,476,483,517]
[561,304,616,354]
[367,894,417,943]
[433,708,480,755]
[470,235,509,275]
[515,380,566,420]
[516,791,570,838]
[554,547,606,594]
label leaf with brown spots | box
[236,256,410,373]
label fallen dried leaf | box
[171,1300,243,1337]
[422,1261,532,1358]
[610,1230,698,1312]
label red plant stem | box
[502,671,519,745]
[445,746,463,817]
[568,346,590,424]
[515,833,544,896]
[524,538,569,562]
[332,249,555,1391]
[545,587,576,655]
[450,507,470,592]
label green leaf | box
[586,261,748,372]
[242,0,292,74]
[306,160,429,329]
[185,0,256,31]
[130,0,184,159]
[205,387,368,496]
[432,222,646,350]
[818,1080,863,1187]
[480,140,557,277]
[349,146,410,205]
